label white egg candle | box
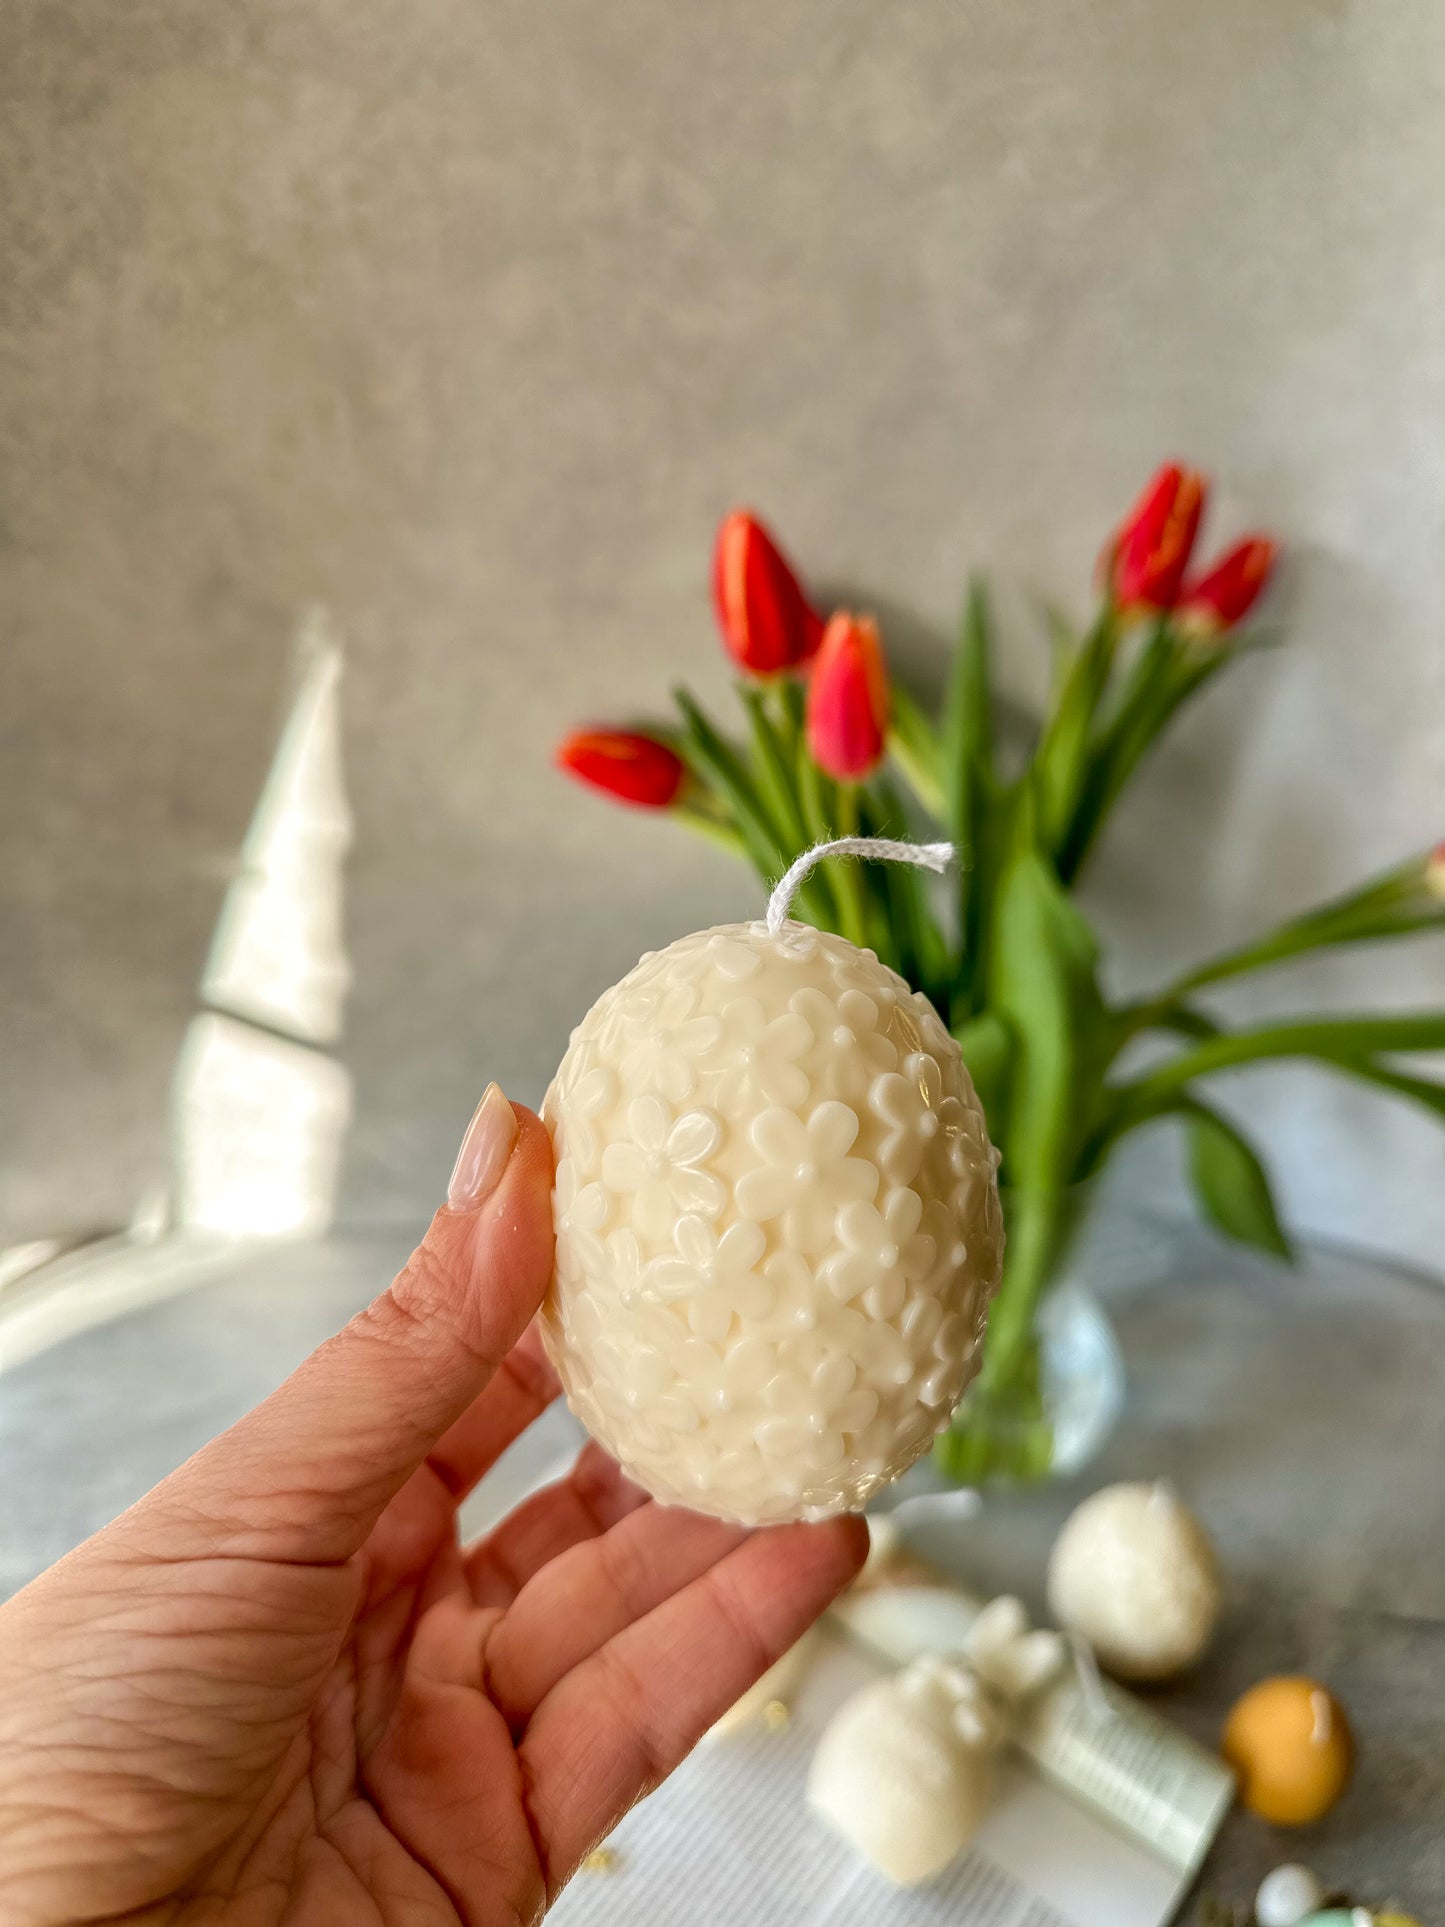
[1047,1481,1222,1680]
[540,854,1002,1525]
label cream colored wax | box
[541,920,1002,1525]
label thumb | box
[131,1088,556,1564]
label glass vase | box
[933,1185,1124,1486]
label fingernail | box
[448,1082,518,1211]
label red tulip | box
[806,613,889,781]
[1426,841,1445,902]
[1104,463,1207,613]
[712,509,825,675]
[1177,537,1277,635]
[556,729,686,808]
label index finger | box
[518,1513,867,1893]
[119,1102,555,1567]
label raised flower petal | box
[749,1105,807,1168]
[883,1188,935,1280]
[806,1099,862,1164]
[906,1051,944,1112]
[555,1157,608,1232]
[786,1190,843,1256]
[673,1213,717,1269]
[752,1014,813,1108]
[620,1033,695,1105]
[666,1108,723,1166]
[820,1246,876,1302]
[837,1199,897,1263]
[648,1257,696,1299]
[722,1268,776,1321]
[629,1095,672,1156]
[556,1176,609,1280]
[601,1140,649,1193]
[572,1066,618,1117]
[788,986,836,1036]
[1104,463,1207,613]
[882,1185,923,1241]
[836,1157,881,1205]
[675,1014,724,1057]
[735,1162,796,1223]
[836,989,885,1044]
[670,1165,727,1219]
[1177,537,1277,635]
[556,729,686,808]
[870,1065,936,1185]
[605,1227,645,1300]
[688,1295,735,1344]
[712,509,826,675]
[636,1177,680,1242]
[712,999,813,1110]
[869,1070,917,1130]
[717,1219,768,1273]
[806,612,890,781]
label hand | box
[0,1089,866,1925]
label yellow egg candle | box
[1221,1676,1353,1825]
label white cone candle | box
[540,843,1003,1526]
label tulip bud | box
[1177,538,1277,635]
[556,729,686,809]
[806,613,889,781]
[1426,841,1445,902]
[712,509,825,675]
[1104,464,1207,613]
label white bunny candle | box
[807,1596,1065,1883]
[540,841,1004,1526]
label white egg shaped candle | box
[1046,1481,1223,1680]
[540,904,1003,1526]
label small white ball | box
[1255,1864,1325,1927]
[541,921,1003,1525]
[1046,1481,1222,1680]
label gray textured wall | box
[3,0,1443,1265]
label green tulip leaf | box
[941,580,997,1002]
[1033,604,1119,860]
[888,686,945,818]
[672,686,815,910]
[952,1010,1014,1148]
[738,685,807,851]
[988,844,1106,1191]
[1329,1056,1445,1121]
[1186,1099,1294,1262]
[942,579,995,836]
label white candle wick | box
[766,839,955,936]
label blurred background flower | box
[556,729,687,808]
[1104,463,1206,614]
[712,510,825,676]
[806,614,890,781]
[554,476,1444,1480]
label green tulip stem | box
[1153,870,1443,1002]
[1109,1010,1445,1121]
[829,785,870,949]
[670,803,748,859]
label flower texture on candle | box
[541,920,1003,1525]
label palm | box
[1,1330,864,1927]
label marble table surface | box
[2,1214,1441,1919]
